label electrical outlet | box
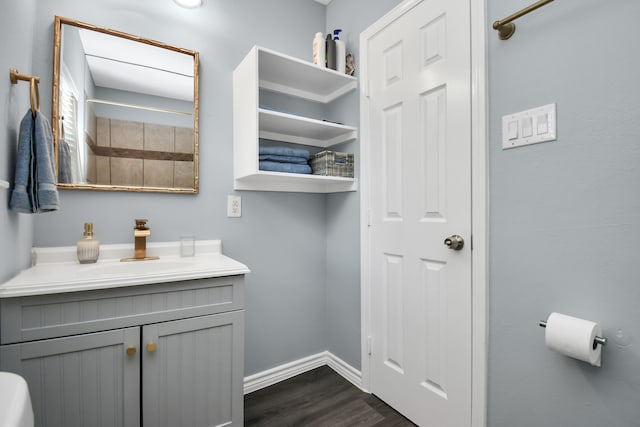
[227,195,241,218]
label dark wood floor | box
[244,365,416,426]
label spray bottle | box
[333,29,345,74]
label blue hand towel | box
[34,112,59,211]
[258,154,309,164]
[259,146,310,160]
[10,110,59,213]
[57,139,73,183]
[259,161,312,174]
[9,112,35,213]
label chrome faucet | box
[121,219,159,262]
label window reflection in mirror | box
[52,16,199,193]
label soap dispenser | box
[77,222,100,264]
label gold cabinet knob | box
[146,342,157,353]
[126,346,137,357]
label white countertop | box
[0,240,250,298]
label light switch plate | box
[502,103,556,149]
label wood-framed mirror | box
[52,16,199,193]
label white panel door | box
[367,0,472,425]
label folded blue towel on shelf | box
[259,161,312,174]
[259,146,310,160]
[258,154,309,164]
[10,110,59,213]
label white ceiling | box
[78,29,194,102]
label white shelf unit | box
[233,46,358,193]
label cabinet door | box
[0,327,140,427]
[142,311,244,427]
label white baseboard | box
[325,352,366,392]
[244,351,363,395]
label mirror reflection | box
[52,16,199,193]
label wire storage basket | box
[310,150,354,178]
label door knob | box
[444,235,464,250]
[126,346,137,357]
[146,342,157,353]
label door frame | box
[359,1,488,426]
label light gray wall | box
[9,2,637,424]
[326,0,640,425]
[27,0,329,376]
[487,1,640,426]
[0,0,37,282]
[324,0,403,370]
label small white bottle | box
[333,29,346,74]
[312,32,326,67]
[77,222,100,264]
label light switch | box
[521,117,533,138]
[508,121,518,140]
[502,103,556,149]
[537,113,548,134]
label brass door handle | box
[146,342,157,353]
[126,346,137,357]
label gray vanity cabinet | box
[0,327,140,427]
[0,276,245,427]
[142,311,244,427]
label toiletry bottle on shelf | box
[333,29,345,74]
[326,33,336,70]
[77,222,100,264]
[313,32,325,67]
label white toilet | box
[0,372,34,427]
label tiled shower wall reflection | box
[85,118,194,188]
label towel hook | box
[9,68,41,114]
[30,77,40,114]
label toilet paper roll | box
[544,312,602,367]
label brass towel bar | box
[9,68,41,114]
[493,0,554,40]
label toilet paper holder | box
[539,320,607,347]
